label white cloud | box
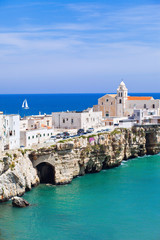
[0,2,160,93]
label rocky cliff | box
[0,151,39,202]
[30,127,146,185]
[0,125,160,202]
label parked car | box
[50,135,56,139]
[86,128,94,133]
[105,128,110,132]
[63,132,70,137]
[56,133,64,139]
[77,129,85,135]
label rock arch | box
[36,162,55,184]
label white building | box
[94,81,160,118]
[20,128,54,148]
[3,115,20,150]
[52,108,102,130]
[20,114,54,148]
[20,114,52,131]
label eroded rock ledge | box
[1,126,160,202]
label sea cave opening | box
[36,163,55,184]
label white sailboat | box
[22,99,29,109]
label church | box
[93,82,160,118]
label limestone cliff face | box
[0,151,39,202]
[143,125,160,155]
[30,127,146,185]
[1,125,160,202]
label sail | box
[25,100,29,108]
[22,99,29,109]
[22,100,25,108]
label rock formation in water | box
[0,126,160,202]
[12,196,30,208]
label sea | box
[0,92,160,116]
[0,93,160,240]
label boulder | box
[12,196,30,208]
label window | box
[111,102,112,105]
[43,134,45,137]
[28,136,30,140]
[14,130,15,136]
[47,120,49,126]
[144,104,146,108]
[63,119,65,123]
[102,102,103,105]
[119,92,120,97]
[106,112,109,117]
[48,133,49,136]
[36,135,38,138]
[51,133,53,135]
[71,119,74,124]
[40,134,42,137]
[153,104,155,109]
[31,125,33,127]
[32,136,34,139]
[66,118,68,121]
[119,99,122,104]
[106,99,108,102]
[121,92,123,97]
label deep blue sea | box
[1,93,160,240]
[0,93,160,116]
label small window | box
[106,99,108,102]
[28,136,30,140]
[43,134,45,137]
[121,92,123,97]
[51,133,53,135]
[153,104,155,109]
[48,133,49,136]
[63,119,65,123]
[102,102,103,105]
[31,125,33,127]
[32,136,34,139]
[36,135,38,138]
[47,120,49,126]
[40,134,42,137]
[71,119,74,124]
[119,99,122,104]
[144,104,146,108]
[66,118,68,121]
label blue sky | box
[0,0,160,93]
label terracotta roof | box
[99,94,117,100]
[127,96,153,101]
[108,94,117,98]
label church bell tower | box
[116,81,128,117]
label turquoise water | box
[1,155,160,240]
